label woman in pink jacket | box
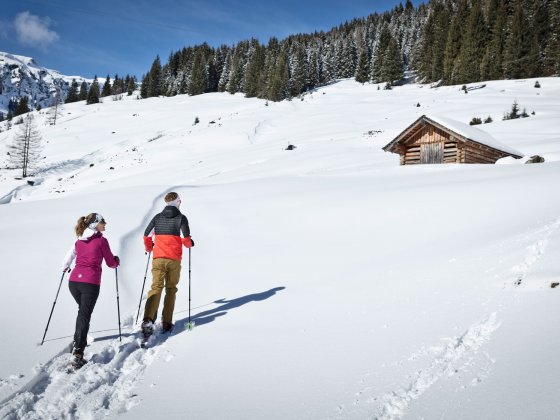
[62,213,119,368]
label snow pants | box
[69,280,100,353]
[143,258,181,326]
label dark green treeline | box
[141,0,560,101]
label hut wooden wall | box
[461,143,509,164]
[393,122,513,165]
[401,126,458,165]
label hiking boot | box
[162,322,174,333]
[141,320,154,336]
[71,351,88,370]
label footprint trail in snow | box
[0,334,161,420]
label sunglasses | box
[88,214,106,225]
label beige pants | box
[143,258,181,326]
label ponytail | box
[75,213,96,237]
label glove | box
[143,236,154,253]
[62,266,71,273]
[182,236,194,248]
[114,256,120,266]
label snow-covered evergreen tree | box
[355,50,370,83]
[101,75,112,97]
[189,50,208,96]
[86,76,100,104]
[78,81,88,101]
[65,79,79,103]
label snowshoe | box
[140,320,154,348]
[67,354,88,373]
[162,322,174,333]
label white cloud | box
[14,11,59,48]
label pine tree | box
[65,79,79,103]
[481,0,507,80]
[355,50,370,83]
[140,74,149,98]
[443,0,470,84]
[112,74,123,95]
[323,42,337,82]
[101,75,112,97]
[532,0,550,74]
[260,38,281,98]
[7,99,17,115]
[147,56,162,97]
[454,0,488,84]
[206,52,220,93]
[337,36,356,78]
[544,0,560,74]
[290,41,307,97]
[8,114,42,177]
[245,41,266,98]
[430,3,452,81]
[127,76,136,95]
[372,26,392,82]
[15,97,30,116]
[218,51,232,92]
[189,49,208,95]
[308,48,321,88]
[381,36,404,84]
[87,76,100,104]
[526,34,541,77]
[417,2,437,80]
[503,0,532,79]
[268,51,289,101]
[78,81,88,101]
[227,42,248,94]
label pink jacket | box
[62,229,119,285]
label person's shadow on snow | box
[92,287,285,345]
[175,286,286,330]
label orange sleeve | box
[143,236,154,252]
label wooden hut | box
[383,115,523,165]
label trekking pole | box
[40,270,68,345]
[115,267,122,342]
[185,248,195,331]
[135,252,151,325]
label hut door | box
[420,142,443,164]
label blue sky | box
[1,0,421,79]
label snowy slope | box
[0,77,559,420]
[0,51,92,114]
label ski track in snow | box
[342,217,558,419]
[370,313,501,420]
[511,217,560,286]
[0,334,160,420]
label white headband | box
[166,197,181,208]
[88,213,105,230]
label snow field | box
[0,77,559,419]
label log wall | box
[460,143,509,164]
[401,126,460,165]
[395,122,512,165]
